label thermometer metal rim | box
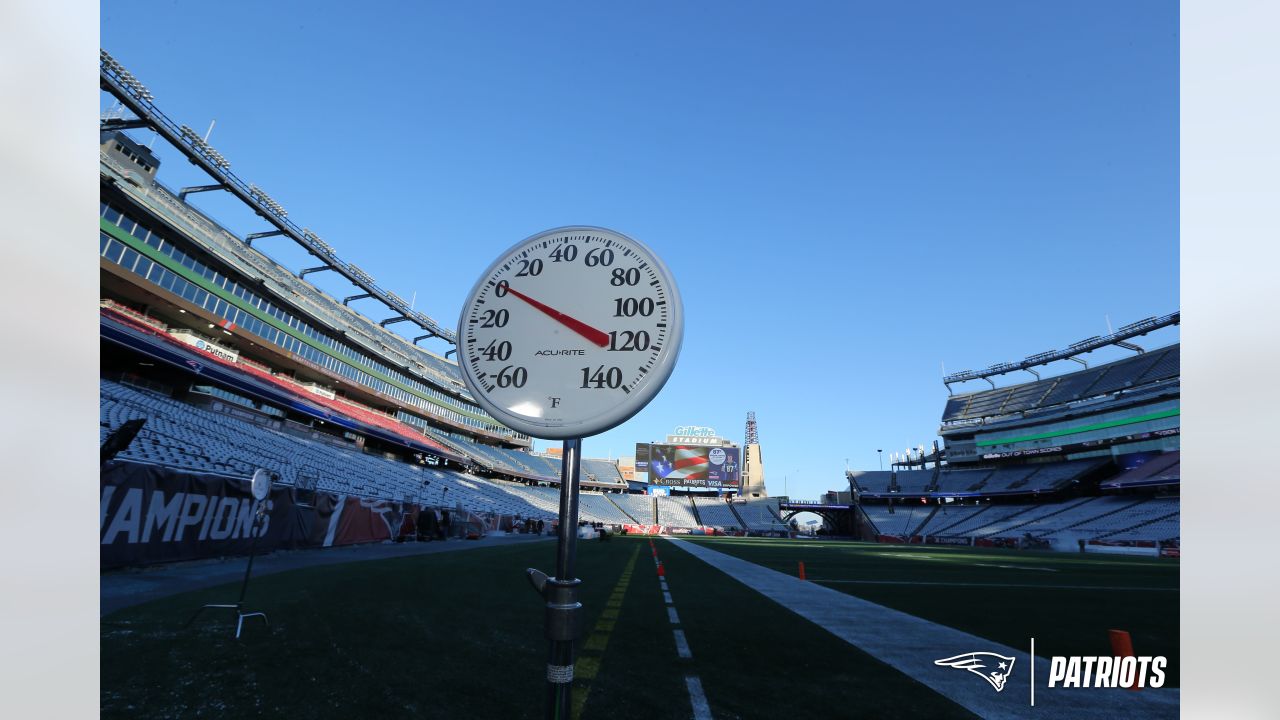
[455,225,683,440]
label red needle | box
[503,285,610,348]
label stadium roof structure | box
[98,49,457,349]
[942,311,1179,393]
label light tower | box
[740,412,767,498]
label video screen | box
[643,444,740,489]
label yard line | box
[810,579,1175,592]
[655,545,712,718]
[971,563,1058,572]
[672,629,692,658]
[685,675,713,720]
[571,546,639,720]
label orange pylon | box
[1108,629,1139,690]
[798,561,807,581]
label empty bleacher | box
[911,504,990,537]
[943,344,1180,423]
[1036,497,1179,541]
[734,498,789,533]
[691,498,742,530]
[856,458,1103,497]
[860,503,933,537]
[901,494,1179,545]
[655,496,700,527]
[101,378,637,525]
[1102,452,1180,489]
[609,493,655,524]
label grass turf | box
[683,536,1179,687]
[102,536,977,718]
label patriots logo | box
[934,652,1016,692]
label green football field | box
[100,536,1177,719]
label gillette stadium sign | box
[667,426,729,446]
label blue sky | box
[101,1,1178,501]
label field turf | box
[684,536,1179,686]
[101,535,1176,718]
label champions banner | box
[101,461,436,568]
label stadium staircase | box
[908,506,939,537]
[689,501,704,527]
[605,496,636,523]
[1030,497,1150,538]
[977,498,1100,537]
[605,494,654,523]
[924,464,943,492]
[965,469,994,492]
[944,504,1047,537]
[855,505,883,536]
[1004,466,1044,491]
[727,502,749,529]
[919,504,993,536]
[1097,510,1181,541]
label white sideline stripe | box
[811,579,1176,592]
[685,675,712,720]
[668,606,680,624]
[673,629,692,658]
[664,538,1179,720]
[662,590,673,604]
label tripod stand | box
[185,499,269,639]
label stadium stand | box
[902,495,1180,545]
[943,345,1180,424]
[577,494,636,526]
[860,503,934,537]
[690,498,742,531]
[102,378,648,526]
[1101,452,1180,489]
[655,496,700,528]
[910,504,989,537]
[1036,497,1179,541]
[583,459,625,485]
[734,498,790,533]
[609,494,656,524]
[853,458,1103,499]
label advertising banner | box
[101,461,433,568]
[926,535,973,546]
[620,524,720,536]
[634,443,650,477]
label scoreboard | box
[634,443,740,490]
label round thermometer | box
[250,468,271,501]
[456,226,683,439]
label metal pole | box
[545,438,584,720]
[236,501,264,605]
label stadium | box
[98,46,1179,720]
